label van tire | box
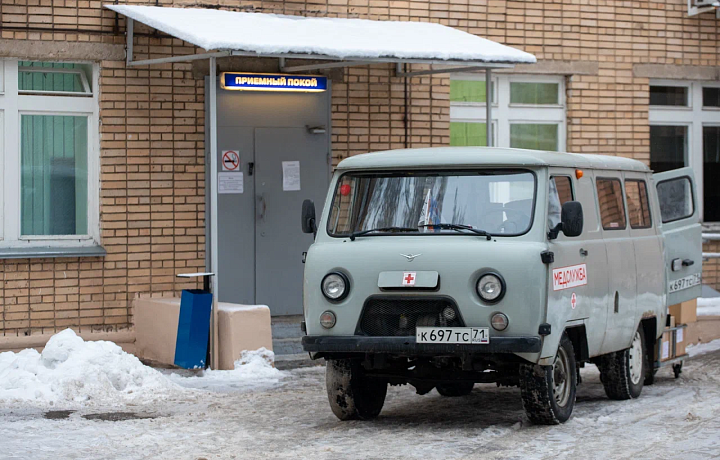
[325,359,387,421]
[519,334,576,425]
[436,382,474,397]
[598,326,646,400]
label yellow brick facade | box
[0,0,718,338]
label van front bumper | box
[301,335,542,355]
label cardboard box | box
[669,299,697,325]
[675,325,686,357]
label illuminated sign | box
[220,72,328,92]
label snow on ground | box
[687,338,720,357]
[697,296,720,316]
[2,336,720,460]
[0,330,287,407]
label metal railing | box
[703,233,720,259]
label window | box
[650,125,687,173]
[657,177,694,223]
[548,176,573,229]
[625,180,652,229]
[0,60,99,251]
[327,170,536,237]
[650,86,688,107]
[649,80,720,222]
[596,178,626,230]
[450,75,565,151]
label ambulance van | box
[300,147,701,424]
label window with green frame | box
[450,122,487,146]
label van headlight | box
[477,273,505,302]
[322,272,349,301]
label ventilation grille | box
[358,297,464,337]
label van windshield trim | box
[326,168,538,239]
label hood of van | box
[303,236,549,337]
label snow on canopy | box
[105,5,537,64]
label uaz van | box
[299,147,701,424]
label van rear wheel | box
[598,326,646,400]
[436,381,474,397]
[325,359,387,421]
[519,334,577,425]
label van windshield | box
[327,170,536,237]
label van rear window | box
[596,178,627,230]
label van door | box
[653,168,702,306]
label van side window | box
[548,176,573,228]
[656,176,694,223]
[624,179,652,229]
[596,178,626,230]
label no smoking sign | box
[221,150,240,171]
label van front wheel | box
[325,359,387,421]
[598,327,646,400]
[519,334,577,425]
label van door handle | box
[579,248,588,257]
[682,259,694,267]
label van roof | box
[336,147,650,172]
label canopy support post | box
[486,67,492,147]
[208,56,220,369]
[126,18,133,67]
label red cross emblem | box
[402,272,416,286]
[571,292,577,309]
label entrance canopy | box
[106,5,536,71]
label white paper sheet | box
[282,161,301,191]
[218,172,243,194]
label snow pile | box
[168,348,286,393]
[0,329,179,406]
[697,297,720,317]
[687,338,720,357]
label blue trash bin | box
[174,289,213,369]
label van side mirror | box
[301,199,317,237]
[548,201,584,239]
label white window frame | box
[450,74,566,151]
[0,59,100,249]
[649,79,720,223]
[17,65,92,96]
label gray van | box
[300,147,701,424]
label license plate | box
[416,327,489,344]
[668,273,701,293]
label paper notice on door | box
[218,172,243,194]
[282,161,301,191]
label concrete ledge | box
[0,330,135,354]
[0,245,106,259]
[633,64,720,81]
[218,303,272,370]
[134,297,182,367]
[0,39,125,61]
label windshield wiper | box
[349,226,418,241]
[418,223,492,240]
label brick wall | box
[1,0,719,338]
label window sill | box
[0,244,106,259]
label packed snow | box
[687,338,720,357]
[105,5,536,63]
[697,296,720,316]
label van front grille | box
[357,297,464,337]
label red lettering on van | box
[552,264,588,291]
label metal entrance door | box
[254,128,329,315]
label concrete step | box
[274,353,322,371]
[272,337,305,356]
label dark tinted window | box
[703,87,720,108]
[650,86,688,106]
[625,180,652,229]
[596,178,626,230]
[650,125,687,173]
[702,126,720,222]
